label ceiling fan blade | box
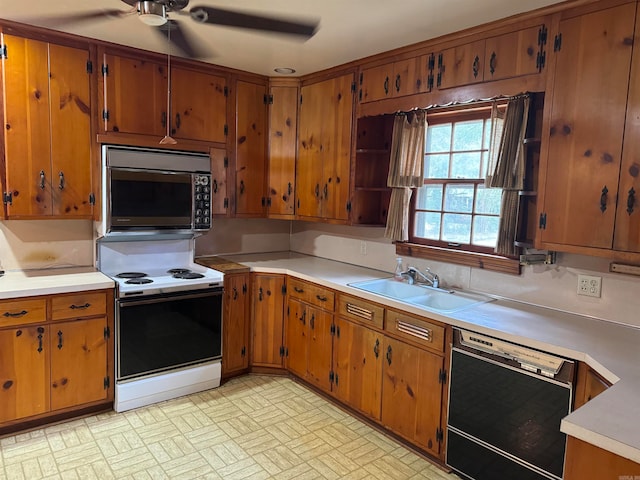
[189,6,319,39]
[155,20,211,59]
[30,9,132,28]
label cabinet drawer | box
[0,298,47,327]
[51,292,107,321]
[337,294,384,329]
[288,278,335,311]
[385,308,445,352]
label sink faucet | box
[403,266,439,288]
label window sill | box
[395,242,521,275]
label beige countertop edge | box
[226,252,640,465]
[0,268,115,299]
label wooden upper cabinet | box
[437,40,485,89]
[170,67,227,142]
[614,6,640,253]
[359,55,433,103]
[2,35,93,218]
[267,83,298,218]
[538,4,636,250]
[235,80,267,217]
[297,73,354,221]
[484,25,544,81]
[100,53,167,137]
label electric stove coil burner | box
[173,272,205,280]
[124,278,154,285]
[167,268,191,274]
[116,272,148,279]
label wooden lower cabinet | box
[573,361,612,410]
[381,336,445,457]
[251,274,286,368]
[222,273,250,376]
[564,436,640,479]
[0,289,113,427]
[332,317,383,420]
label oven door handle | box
[118,290,222,307]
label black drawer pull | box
[386,344,393,365]
[316,295,327,302]
[3,310,28,318]
[70,303,91,310]
[294,287,304,294]
[57,330,63,349]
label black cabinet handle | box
[323,184,328,200]
[175,113,181,130]
[472,55,480,78]
[233,287,238,300]
[37,327,45,353]
[386,344,392,366]
[212,179,218,194]
[316,295,327,302]
[58,171,65,190]
[373,338,380,358]
[57,330,63,349]
[69,303,90,310]
[600,186,609,213]
[294,286,304,293]
[301,310,306,325]
[315,183,320,198]
[161,111,167,128]
[239,180,245,195]
[288,182,293,195]
[489,52,497,75]
[395,74,401,92]
[258,287,263,301]
[383,76,389,95]
[3,310,27,318]
[310,314,315,330]
[627,187,636,215]
[39,170,46,190]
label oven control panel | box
[194,174,212,230]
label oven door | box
[116,287,222,381]
[108,167,193,231]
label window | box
[409,108,503,254]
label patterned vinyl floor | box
[0,375,461,480]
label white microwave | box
[101,146,212,236]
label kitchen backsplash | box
[195,218,291,256]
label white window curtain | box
[384,111,427,241]
[487,95,530,257]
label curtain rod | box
[395,92,532,116]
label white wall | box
[0,220,94,271]
[290,221,640,329]
[195,218,291,256]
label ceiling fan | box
[34,0,320,59]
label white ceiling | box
[1,0,565,77]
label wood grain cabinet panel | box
[251,274,285,368]
[437,40,485,89]
[0,298,47,328]
[51,292,107,322]
[2,35,93,218]
[483,26,543,81]
[538,4,635,251]
[222,273,250,377]
[210,147,229,217]
[359,55,433,103]
[564,436,640,480]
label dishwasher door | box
[446,330,574,480]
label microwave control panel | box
[194,174,212,230]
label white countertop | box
[218,251,640,465]
[0,267,114,299]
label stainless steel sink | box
[348,277,493,313]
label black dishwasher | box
[446,329,574,480]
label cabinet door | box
[381,337,444,456]
[170,67,227,142]
[50,317,108,411]
[268,84,298,217]
[306,306,333,392]
[321,73,354,221]
[236,80,267,216]
[251,274,285,368]
[614,6,640,253]
[49,43,93,217]
[2,35,52,216]
[359,63,393,102]
[393,56,432,97]
[437,40,485,89]
[210,147,229,216]
[101,53,167,136]
[540,4,635,249]
[0,326,49,422]
[333,317,383,420]
[285,298,308,378]
[222,273,250,376]
[484,26,543,81]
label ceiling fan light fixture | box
[137,1,168,26]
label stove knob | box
[203,186,210,193]
[204,194,210,201]
[200,176,209,185]
[195,185,202,193]
[204,209,210,216]
[196,194,202,201]
[195,216,201,224]
[196,209,203,216]
[204,217,210,224]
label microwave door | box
[109,169,192,230]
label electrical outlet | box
[577,274,602,298]
[360,241,367,255]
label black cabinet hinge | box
[538,25,548,46]
[104,326,110,339]
[224,124,228,136]
[358,89,362,102]
[241,346,246,357]
[89,193,96,205]
[3,192,12,205]
[554,33,562,52]
[438,368,447,384]
[436,427,444,443]
[101,64,109,76]
[346,201,351,212]
[86,60,93,74]
[280,345,285,357]
[287,305,290,317]
[0,44,7,59]
[223,156,229,168]
[427,73,434,91]
[536,51,546,72]
[223,198,229,209]
[261,197,266,207]
[104,376,110,389]
[334,373,339,386]
[336,326,340,338]
[329,371,335,383]
[539,212,547,230]
[351,81,356,93]
[281,284,287,295]
[102,109,110,121]
[263,94,273,104]
[300,94,303,105]
[359,71,363,85]
[428,53,435,71]
[330,324,335,336]
[242,283,247,294]
[224,86,228,97]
